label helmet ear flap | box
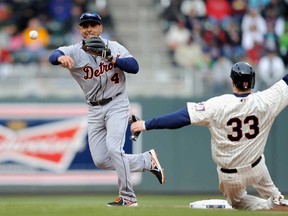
[251,73,255,89]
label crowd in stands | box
[0,0,115,69]
[155,0,288,93]
[1,0,288,96]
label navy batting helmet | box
[230,62,255,90]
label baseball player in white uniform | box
[131,62,288,210]
[48,12,165,207]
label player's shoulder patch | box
[187,102,206,112]
[195,103,205,111]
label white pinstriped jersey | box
[58,38,133,103]
[187,79,288,168]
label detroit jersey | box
[58,38,133,103]
[187,79,288,168]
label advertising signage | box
[0,103,142,186]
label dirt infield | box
[270,206,288,212]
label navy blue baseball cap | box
[79,12,102,25]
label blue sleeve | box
[145,107,191,130]
[114,57,139,74]
[283,74,288,85]
[48,49,65,65]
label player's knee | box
[94,161,106,169]
[92,155,107,169]
[106,147,122,160]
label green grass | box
[0,194,287,216]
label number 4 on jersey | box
[111,73,120,84]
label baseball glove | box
[82,37,113,61]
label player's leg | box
[252,157,288,207]
[126,149,165,184]
[125,152,151,171]
[87,106,114,169]
[87,103,150,172]
[87,122,114,169]
[217,168,272,210]
[233,194,272,210]
[87,112,164,183]
[88,104,164,194]
[105,100,137,203]
[87,104,139,206]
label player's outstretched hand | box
[58,56,74,69]
[131,120,146,134]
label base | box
[189,199,233,209]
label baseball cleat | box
[149,149,165,184]
[107,197,138,207]
[271,196,288,209]
[279,199,288,206]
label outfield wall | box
[0,97,287,194]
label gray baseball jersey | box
[58,38,131,102]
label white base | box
[189,199,233,209]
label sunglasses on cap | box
[79,12,102,25]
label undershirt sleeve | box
[145,107,191,130]
[114,57,139,74]
[48,49,65,65]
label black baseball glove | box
[82,36,113,61]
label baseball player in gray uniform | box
[48,12,165,207]
[131,62,288,210]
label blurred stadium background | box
[0,0,287,195]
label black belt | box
[90,93,121,106]
[220,156,262,174]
